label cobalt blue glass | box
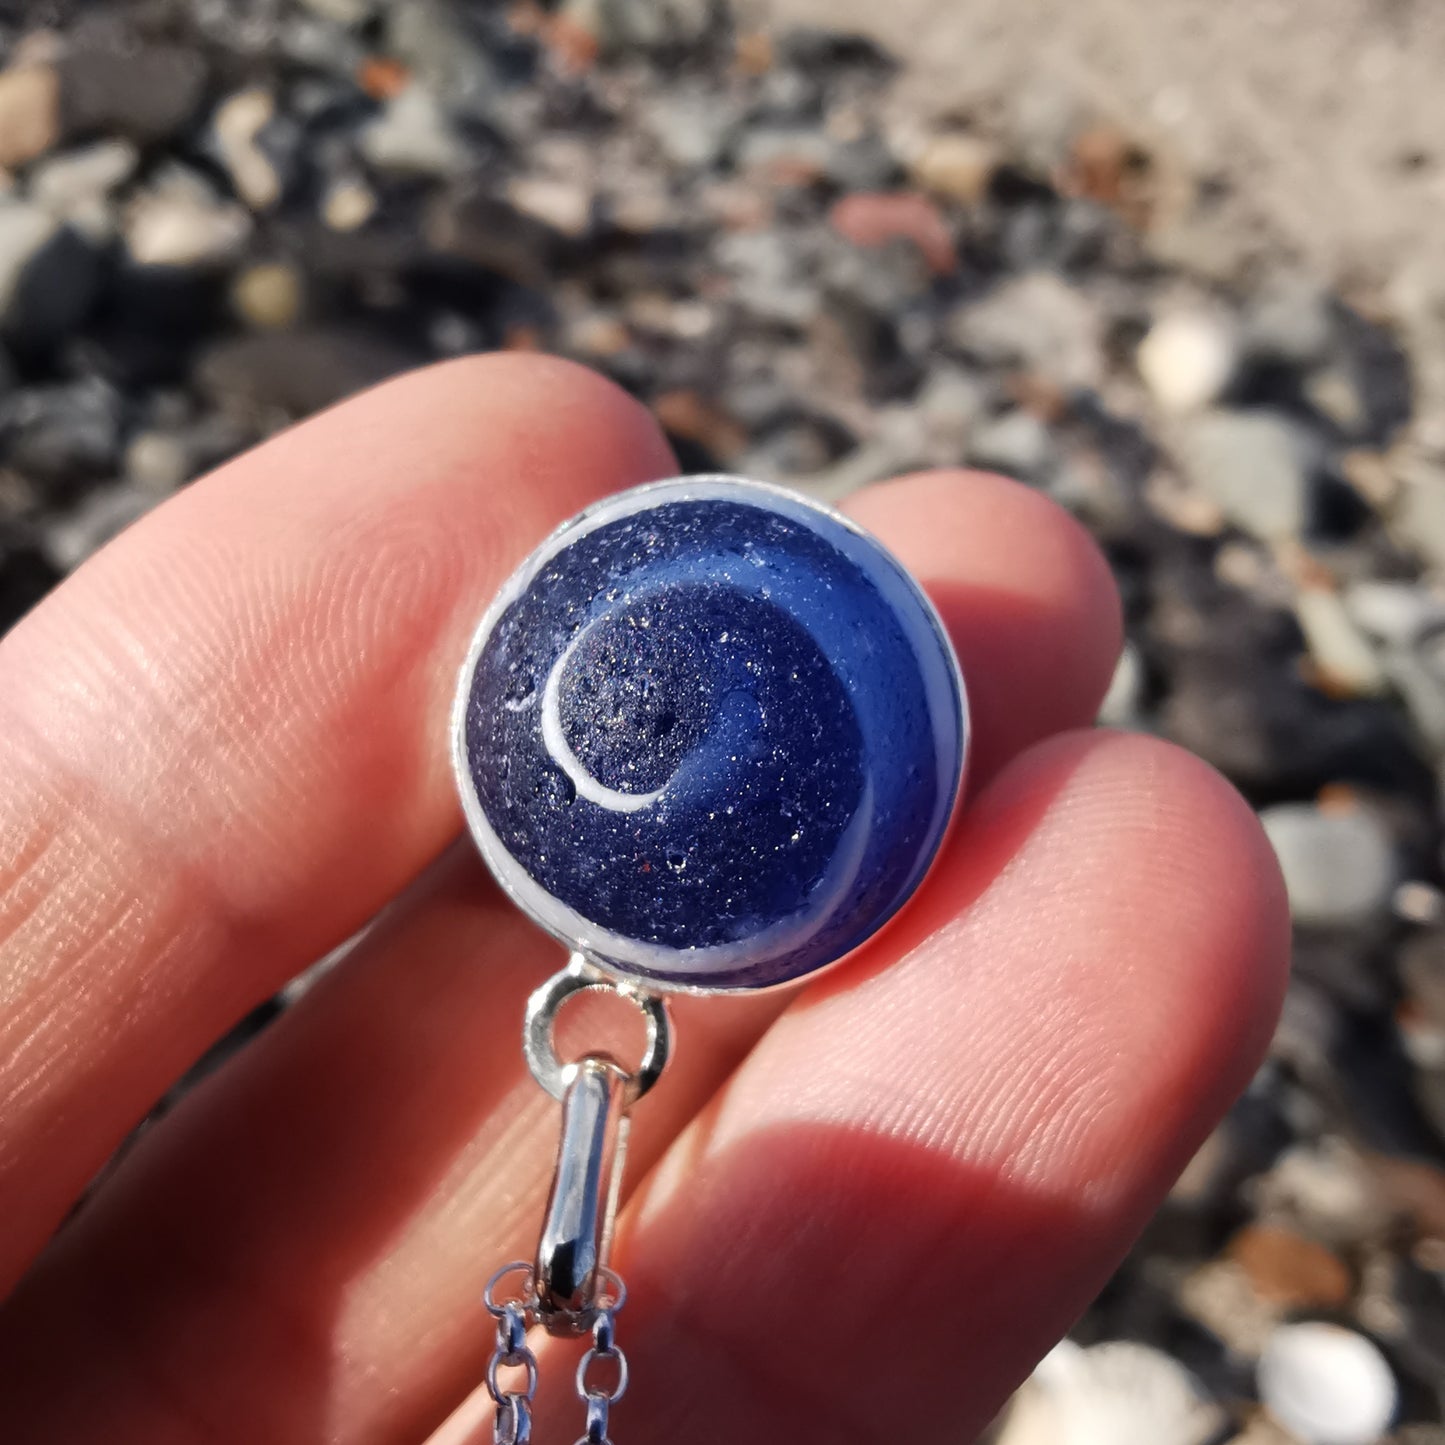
[453,476,967,993]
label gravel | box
[0,1,1442,1437]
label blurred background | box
[0,1,1443,1441]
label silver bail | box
[535,1054,629,1329]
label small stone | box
[361,85,471,176]
[1344,581,1445,647]
[506,175,592,239]
[950,272,1105,392]
[1394,880,1444,926]
[1137,308,1240,413]
[387,0,499,104]
[231,261,304,330]
[646,91,739,170]
[321,175,377,232]
[29,138,137,237]
[125,167,252,269]
[0,65,61,169]
[1176,410,1316,541]
[909,131,997,205]
[124,430,191,493]
[1060,123,1155,227]
[966,409,1058,485]
[1294,585,1387,696]
[1253,1139,1393,1248]
[57,41,207,145]
[912,363,986,462]
[1261,800,1397,928]
[1258,1323,1397,1445]
[829,191,956,276]
[998,1340,1226,1445]
[1306,366,1368,434]
[1,377,121,486]
[1227,1224,1353,1309]
[1392,456,1445,572]
[566,309,631,358]
[1246,274,1335,368]
[1098,642,1144,728]
[41,483,159,572]
[213,89,282,211]
[1176,1259,1280,1356]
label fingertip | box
[845,470,1124,784]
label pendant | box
[452,475,967,1441]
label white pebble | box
[1345,581,1445,646]
[1138,308,1239,413]
[29,139,138,239]
[322,175,376,232]
[124,431,190,493]
[361,85,469,177]
[1261,802,1397,928]
[1294,586,1386,696]
[125,166,252,267]
[507,175,592,238]
[1098,642,1144,728]
[213,89,281,211]
[1258,1323,1397,1445]
[998,1340,1225,1445]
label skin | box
[0,355,1290,1444]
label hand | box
[0,356,1288,1444]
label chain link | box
[484,1265,540,1445]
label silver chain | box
[573,1299,629,1445]
[483,1261,630,1445]
[485,1267,540,1445]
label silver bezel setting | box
[450,473,970,997]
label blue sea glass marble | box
[454,476,967,992]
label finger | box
[531,730,1290,1445]
[0,354,675,1292]
[0,471,1122,1444]
[846,470,1122,787]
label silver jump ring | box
[593,1268,627,1314]
[577,1345,629,1403]
[524,956,672,1105]
[484,1261,535,1317]
[488,1351,539,1404]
